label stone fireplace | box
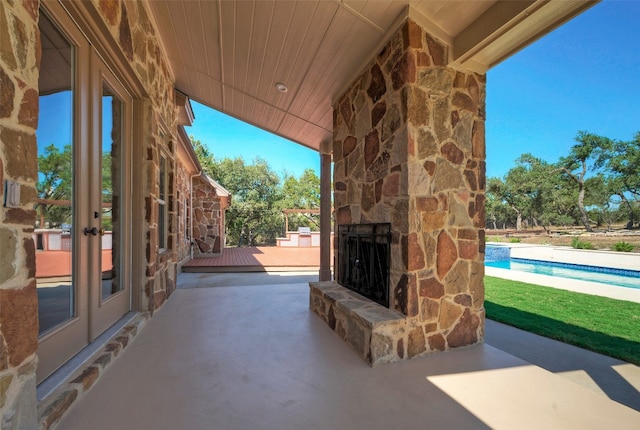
[310,17,485,366]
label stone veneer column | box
[333,19,485,358]
[0,1,40,428]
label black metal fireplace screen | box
[337,223,391,308]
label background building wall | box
[192,176,224,255]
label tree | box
[278,169,321,231]
[583,174,617,230]
[36,144,73,228]
[487,176,523,230]
[190,136,322,246]
[605,133,640,228]
[485,177,514,229]
[558,131,613,232]
[215,157,282,246]
[489,154,554,231]
[190,136,217,177]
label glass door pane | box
[36,12,75,335]
[36,7,91,383]
[101,83,123,300]
[89,52,131,340]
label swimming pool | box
[486,257,640,290]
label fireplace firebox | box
[337,223,391,308]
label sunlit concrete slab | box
[427,364,634,430]
[614,364,640,393]
[485,319,640,411]
[57,273,640,429]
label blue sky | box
[486,0,640,178]
[186,0,639,180]
[187,102,320,178]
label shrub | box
[571,237,595,250]
[612,241,635,252]
[508,237,521,243]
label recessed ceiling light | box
[275,82,288,93]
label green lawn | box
[484,276,640,365]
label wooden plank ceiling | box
[147,0,596,152]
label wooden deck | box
[182,246,330,272]
[34,247,328,276]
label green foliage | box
[215,156,283,246]
[558,131,613,232]
[191,137,217,176]
[508,237,521,243]
[485,276,640,365]
[190,136,321,247]
[37,144,73,227]
[279,169,321,231]
[571,237,596,250]
[612,241,635,252]
[487,129,640,232]
[605,133,640,197]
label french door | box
[36,6,132,382]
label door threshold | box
[37,311,142,402]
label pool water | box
[486,258,640,290]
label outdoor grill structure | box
[337,223,391,308]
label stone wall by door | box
[331,19,486,361]
[175,163,193,263]
[0,0,183,426]
[0,1,41,427]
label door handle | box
[83,227,106,236]
[84,227,98,236]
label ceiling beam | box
[452,0,599,74]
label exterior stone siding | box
[192,176,224,255]
[175,163,192,263]
[91,0,179,312]
[0,1,41,428]
[37,315,148,430]
[0,0,183,426]
[331,19,486,362]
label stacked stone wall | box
[0,1,40,428]
[332,19,485,361]
[1,0,183,425]
[92,0,178,312]
[175,163,192,263]
[192,177,224,255]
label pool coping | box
[488,242,640,271]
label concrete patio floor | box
[56,272,640,429]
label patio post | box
[319,142,333,281]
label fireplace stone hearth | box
[309,281,406,366]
